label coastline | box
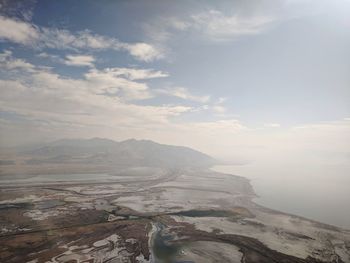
[211,165,350,230]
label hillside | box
[20,138,216,169]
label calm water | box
[212,163,350,230]
[152,223,181,263]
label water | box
[212,163,350,230]
[152,223,181,263]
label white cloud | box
[37,52,51,58]
[0,50,36,71]
[37,52,64,64]
[0,15,38,45]
[84,68,152,100]
[41,28,163,61]
[212,105,226,114]
[123,42,164,62]
[1,51,169,102]
[157,87,210,103]
[0,67,192,136]
[64,55,95,67]
[0,15,163,62]
[39,28,114,50]
[143,17,190,44]
[264,123,281,128]
[41,29,163,62]
[100,67,168,80]
[0,53,190,138]
[217,97,227,104]
[1,53,247,149]
[210,97,228,115]
[83,67,168,100]
[144,9,276,45]
[191,10,275,41]
[190,119,246,132]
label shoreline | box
[1,167,348,232]
[211,165,350,231]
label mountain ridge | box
[22,138,216,168]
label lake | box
[212,163,350,230]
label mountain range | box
[21,138,216,168]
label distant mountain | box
[25,138,119,156]
[22,138,216,168]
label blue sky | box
[0,0,349,162]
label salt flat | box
[1,167,349,263]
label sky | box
[0,0,349,165]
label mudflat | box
[1,168,349,263]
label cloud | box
[191,10,275,41]
[157,87,210,103]
[64,55,95,67]
[38,28,113,50]
[264,123,281,128]
[83,67,168,100]
[0,0,37,22]
[217,97,227,104]
[189,119,246,132]
[0,15,163,62]
[1,53,241,149]
[100,68,168,80]
[0,15,38,45]
[144,8,276,45]
[84,69,152,100]
[143,17,190,44]
[37,52,53,58]
[0,50,36,71]
[0,52,189,138]
[212,105,226,114]
[210,97,228,115]
[2,51,169,101]
[37,52,64,64]
[122,42,164,62]
[0,73,191,139]
[40,29,163,62]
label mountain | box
[25,138,119,156]
[22,138,216,168]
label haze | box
[1,0,350,229]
